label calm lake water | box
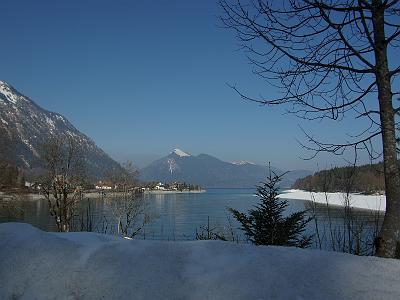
[0,188,383,252]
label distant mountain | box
[0,81,123,177]
[140,149,312,188]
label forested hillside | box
[291,163,386,194]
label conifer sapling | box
[229,168,313,248]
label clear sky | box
[0,0,380,170]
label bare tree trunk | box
[373,1,400,257]
[220,0,400,257]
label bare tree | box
[106,161,149,238]
[40,135,85,232]
[220,0,400,257]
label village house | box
[95,181,113,190]
[154,182,165,190]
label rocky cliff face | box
[0,81,122,177]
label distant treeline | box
[291,162,387,194]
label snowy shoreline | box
[1,222,399,299]
[279,189,386,211]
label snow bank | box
[280,189,386,211]
[1,223,400,299]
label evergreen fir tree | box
[229,169,313,248]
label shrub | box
[229,169,312,248]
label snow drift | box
[1,223,399,299]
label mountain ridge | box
[0,81,123,178]
[140,149,311,188]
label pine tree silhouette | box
[230,168,312,248]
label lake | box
[0,188,383,253]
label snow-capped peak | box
[0,81,12,91]
[171,148,191,157]
[232,160,255,166]
[0,81,20,104]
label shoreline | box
[0,189,207,201]
[144,189,206,195]
[279,189,386,211]
[2,188,386,211]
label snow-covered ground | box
[1,223,400,299]
[280,189,386,211]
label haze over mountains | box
[0,81,122,177]
[0,81,311,186]
[140,149,311,188]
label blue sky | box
[0,0,381,170]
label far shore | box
[144,189,206,195]
[0,189,206,201]
[1,189,386,211]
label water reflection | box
[0,189,383,253]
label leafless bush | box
[195,216,228,241]
[39,135,85,232]
[0,195,24,220]
[108,192,149,238]
[105,162,150,238]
